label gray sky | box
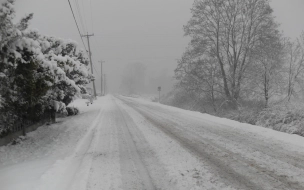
[14,0,304,93]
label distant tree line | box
[0,0,93,135]
[119,63,174,96]
[120,62,146,95]
[175,0,304,111]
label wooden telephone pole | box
[104,74,106,95]
[99,61,104,96]
[82,33,97,98]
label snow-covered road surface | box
[1,95,304,190]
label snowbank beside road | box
[120,96,304,151]
[118,95,304,189]
[0,96,105,190]
[2,95,304,190]
[68,97,102,113]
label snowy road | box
[1,95,304,190]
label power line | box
[70,0,98,92]
[74,0,86,33]
[67,0,88,52]
[81,0,89,33]
[89,0,94,33]
[92,63,100,77]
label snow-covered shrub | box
[40,36,94,106]
[151,97,158,102]
[0,128,12,138]
[0,0,39,127]
[81,93,91,99]
[224,108,260,125]
[66,107,79,116]
[0,95,3,109]
[73,107,79,115]
[220,99,265,124]
[0,0,92,134]
[66,107,74,116]
[51,100,67,114]
[256,104,304,136]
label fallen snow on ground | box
[116,98,233,189]
[68,97,102,114]
[0,96,105,190]
[118,95,304,189]
[119,93,157,102]
[1,95,304,190]
[125,96,304,151]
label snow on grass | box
[256,104,304,136]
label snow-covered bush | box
[223,108,261,125]
[66,107,79,116]
[0,0,92,135]
[81,93,91,99]
[73,107,79,115]
[256,104,304,136]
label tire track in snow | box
[114,97,176,190]
[127,103,260,190]
[121,96,304,188]
[113,97,156,190]
[119,96,304,190]
[116,97,235,190]
[35,107,105,190]
[121,98,304,183]
[86,103,122,190]
[84,96,170,190]
[134,99,304,170]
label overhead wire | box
[81,0,89,33]
[70,0,98,78]
[85,0,98,77]
[92,63,100,77]
[67,0,88,53]
[89,0,94,33]
[74,0,86,34]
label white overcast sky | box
[14,0,304,93]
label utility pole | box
[104,74,106,95]
[82,33,97,98]
[99,61,104,96]
[158,86,161,103]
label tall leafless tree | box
[183,0,277,108]
[284,34,304,101]
[247,20,285,107]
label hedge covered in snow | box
[0,0,93,136]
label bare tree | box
[284,35,304,101]
[248,21,284,107]
[183,0,277,108]
[175,49,221,112]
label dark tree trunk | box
[50,109,56,123]
[21,122,25,136]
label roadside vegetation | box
[0,0,93,137]
[166,0,304,136]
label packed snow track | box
[1,95,304,190]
